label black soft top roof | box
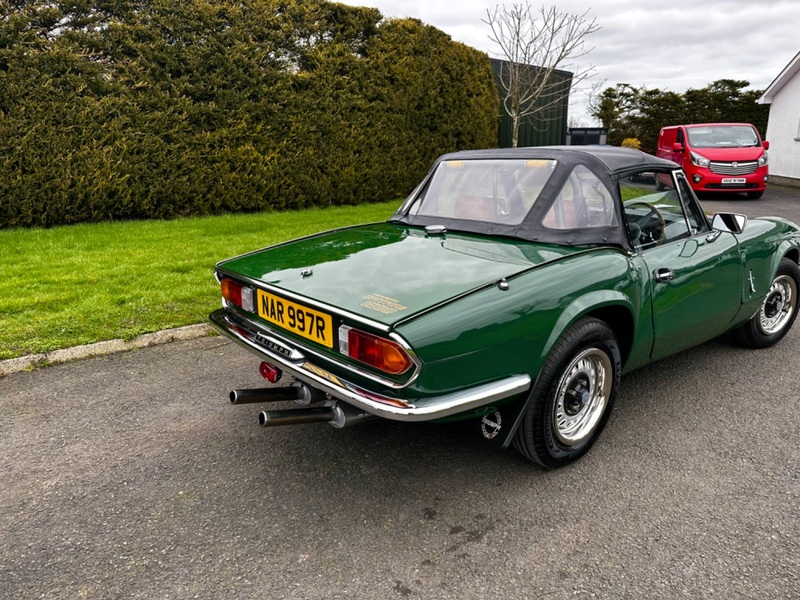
[433,145,678,174]
[391,146,681,250]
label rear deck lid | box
[218,223,582,327]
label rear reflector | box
[259,361,282,384]
[338,325,413,375]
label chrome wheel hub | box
[553,348,612,446]
[759,275,796,335]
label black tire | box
[513,317,621,469]
[731,257,800,348]
[747,191,764,199]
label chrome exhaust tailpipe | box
[329,403,375,429]
[229,386,302,405]
[257,402,375,428]
[258,407,336,427]
[229,383,325,405]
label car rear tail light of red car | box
[220,278,254,312]
[338,325,414,375]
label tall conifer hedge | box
[0,1,498,227]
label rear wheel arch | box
[585,305,634,367]
[541,293,636,368]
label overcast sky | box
[337,0,799,125]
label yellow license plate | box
[257,290,334,348]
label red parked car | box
[656,123,769,199]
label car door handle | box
[654,268,675,283]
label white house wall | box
[765,72,800,183]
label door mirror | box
[763,140,770,150]
[712,213,747,234]
[672,142,684,152]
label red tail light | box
[339,326,413,375]
[221,278,243,307]
[220,278,254,311]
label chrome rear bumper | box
[209,309,531,422]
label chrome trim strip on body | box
[210,309,531,422]
[215,267,392,333]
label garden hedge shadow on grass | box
[0,1,498,228]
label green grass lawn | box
[0,201,399,360]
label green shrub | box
[0,1,498,228]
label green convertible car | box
[210,146,800,468]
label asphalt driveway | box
[2,330,799,599]
[700,182,800,223]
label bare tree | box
[485,3,600,147]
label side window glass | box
[620,170,691,251]
[677,128,685,145]
[543,165,617,229]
